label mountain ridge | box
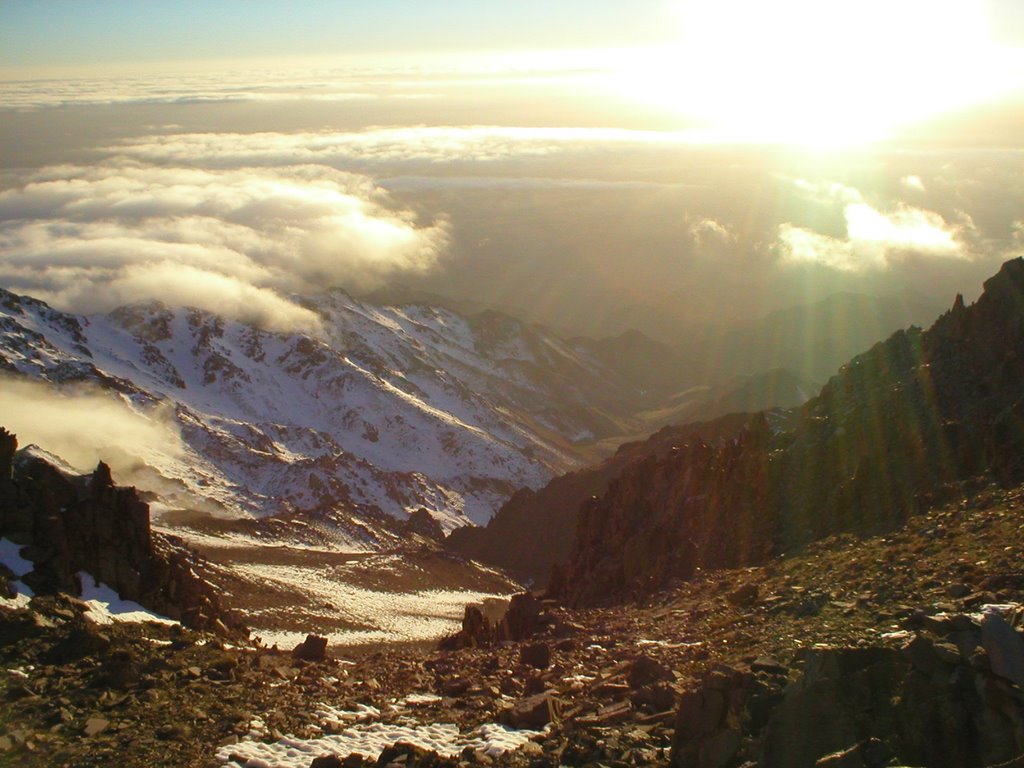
[553,257,1024,606]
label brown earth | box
[1,480,1022,767]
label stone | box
[981,612,1024,688]
[498,693,562,730]
[520,642,551,670]
[751,657,789,676]
[628,655,674,688]
[726,583,760,607]
[814,739,892,768]
[630,683,675,713]
[376,742,458,767]
[309,756,344,768]
[84,717,109,737]
[292,634,328,662]
[577,700,633,726]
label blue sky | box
[0,0,678,73]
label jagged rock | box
[498,692,562,729]
[555,258,1024,606]
[627,655,674,688]
[981,612,1024,688]
[439,592,547,650]
[0,434,243,635]
[520,642,551,670]
[403,508,444,542]
[292,635,329,662]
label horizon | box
[2,0,1024,343]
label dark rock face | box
[446,411,773,587]
[402,508,445,542]
[671,613,1024,768]
[0,429,240,634]
[557,258,1024,606]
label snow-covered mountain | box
[0,287,657,534]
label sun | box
[608,0,1018,146]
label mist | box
[0,376,184,483]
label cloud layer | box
[0,163,448,331]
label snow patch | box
[216,703,543,766]
[0,538,33,578]
[0,538,36,608]
[77,572,179,625]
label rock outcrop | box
[0,429,241,633]
[438,592,550,650]
[446,410,780,586]
[556,258,1024,606]
[671,608,1024,768]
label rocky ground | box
[2,479,1023,767]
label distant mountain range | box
[0,288,669,536]
[0,282,945,555]
[684,291,946,384]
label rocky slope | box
[0,428,520,651]
[555,258,1024,606]
[1,478,1021,767]
[446,410,795,586]
[0,287,676,534]
[0,428,240,634]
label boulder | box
[292,634,329,662]
[520,642,551,670]
[498,692,562,730]
[981,612,1024,688]
[628,655,674,688]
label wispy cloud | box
[113,126,699,168]
[0,67,447,111]
[0,163,448,331]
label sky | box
[2,0,1024,345]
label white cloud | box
[0,68,435,111]
[775,178,968,271]
[901,174,926,192]
[689,217,735,248]
[0,163,448,331]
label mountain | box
[682,291,946,385]
[554,258,1024,606]
[0,288,669,534]
[445,409,795,586]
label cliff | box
[0,428,242,633]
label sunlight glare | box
[609,0,1019,145]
